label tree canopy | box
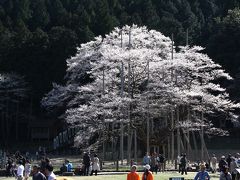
[42,25,239,148]
[0,0,240,143]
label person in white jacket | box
[17,161,24,180]
[24,160,31,180]
[91,154,100,176]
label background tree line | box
[0,0,240,117]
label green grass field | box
[0,172,220,180]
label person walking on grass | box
[83,152,91,176]
[180,154,187,175]
[220,165,232,180]
[142,164,154,180]
[143,152,151,165]
[24,160,31,180]
[44,164,56,180]
[32,165,46,180]
[194,164,210,180]
[219,156,228,172]
[211,154,217,173]
[127,165,140,180]
[17,161,24,180]
[91,154,100,176]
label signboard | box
[169,178,184,180]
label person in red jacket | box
[142,164,154,180]
[127,165,141,180]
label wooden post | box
[102,67,105,162]
[171,34,174,82]
[201,111,204,161]
[147,60,150,154]
[6,91,9,148]
[16,101,19,140]
[127,29,131,164]
[192,131,198,161]
[120,29,124,165]
[103,67,105,94]
[167,136,170,161]
[120,29,123,48]
[171,34,174,60]
[112,123,114,160]
[1,107,5,147]
[134,130,137,163]
[187,106,190,157]
[120,122,124,165]
[171,108,175,162]
[177,106,180,156]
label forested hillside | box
[0,0,240,112]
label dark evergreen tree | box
[206,8,240,75]
[29,0,50,30]
[92,0,114,36]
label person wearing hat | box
[127,165,140,180]
[194,164,210,180]
[220,165,232,180]
[142,164,154,180]
[219,156,228,172]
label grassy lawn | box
[0,172,220,180]
[56,172,220,180]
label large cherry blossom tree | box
[42,25,239,154]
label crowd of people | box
[85,152,100,176]
[134,152,240,180]
[142,152,166,174]
[1,149,240,180]
[4,152,56,180]
[60,152,100,176]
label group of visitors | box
[178,153,188,175]
[61,152,100,176]
[191,153,240,180]
[134,152,239,180]
[60,159,73,174]
[5,151,31,178]
[2,149,240,180]
[2,150,63,180]
[82,152,100,176]
[4,150,56,180]
[127,164,153,180]
[142,152,165,174]
[216,153,240,180]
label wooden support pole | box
[120,60,124,165]
[171,109,175,162]
[134,130,137,163]
[177,106,181,156]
